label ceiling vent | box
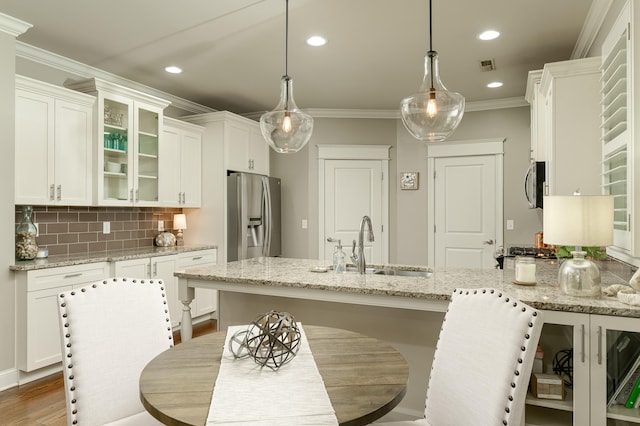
[479,59,496,72]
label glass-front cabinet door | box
[134,102,161,205]
[102,96,132,204]
[65,78,170,206]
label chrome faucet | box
[351,215,375,274]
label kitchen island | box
[175,257,638,424]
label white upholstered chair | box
[57,278,174,425]
[377,288,543,426]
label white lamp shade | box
[173,214,187,230]
[543,195,613,246]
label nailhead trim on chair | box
[58,278,174,425]
[433,288,541,426]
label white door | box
[321,160,385,263]
[433,155,498,268]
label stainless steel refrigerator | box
[227,172,281,261]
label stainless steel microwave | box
[524,161,545,209]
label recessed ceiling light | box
[165,66,182,74]
[478,30,500,41]
[487,82,503,88]
[306,36,327,47]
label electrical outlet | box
[506,219,514,230]
[103,221,110,234]
[158,220,164,232]
[301,219,308,229]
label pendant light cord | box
[428,0,435,91]
[285,0,289,78]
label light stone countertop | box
[174,256,640,318]
[10,245,217,271]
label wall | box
[17,206,182,257]
[271,107,542,265]
[0,24,17,387]
[271,117,398,260]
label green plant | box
[554,246,607,260]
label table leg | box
[178,278,195,341]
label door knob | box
[327,237,338,242]
[483,239,494,245]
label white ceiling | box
[1,0,596,114]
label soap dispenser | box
[333,240,346,273]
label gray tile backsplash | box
[16,206,183,256]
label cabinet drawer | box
[178,249,217,268]
[26,262,109,292]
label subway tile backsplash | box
[16,206,183,256]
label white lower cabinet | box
[113,255,180,326]
[177,249,217,318]
[526,311,640,426]
[112,249,217,328]
[15,262,109,372]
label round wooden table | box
[140,324,409,425]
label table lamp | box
[173,214,187,246]
[543,195,613,297]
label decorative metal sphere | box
[230,311,301,370]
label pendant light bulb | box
[260,0,313,153]
[282,112,292,133]
[400,1,464,142]
[426,91,437,118]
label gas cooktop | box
[507,246,556,259]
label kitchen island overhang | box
[175,256,637,340]
[174,256,637,421]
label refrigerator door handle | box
[262,176,272,257]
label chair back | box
[425,288,543,426]
[57,278,174,425]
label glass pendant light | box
[260,0,313,153]
[400,0,464,142]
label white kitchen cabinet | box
[112,255,179,326]
[525,69,546,162]
[65,78,171,207]
[226,119,269,175]
[15,262,109,372]
[525,310,640,426]
[600,1,640,264]
[15,76,94,206]
[159,117,204,207]
[186,111,269,176]
[177,249,217,318]
[539,57,601,197]
[525,311,590,426]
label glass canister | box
[514,256,536,285]
[15,205,38,260]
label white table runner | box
[206,324,338,425]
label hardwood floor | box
[0,320,217,425]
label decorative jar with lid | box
[15,205,38,260]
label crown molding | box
[0,13,32,37]
[243,97,528,121]
[571,0,613,59]
[15,42,215,115]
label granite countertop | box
[10,245,218,271]
[174,256,640,318]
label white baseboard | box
[0,368,19,391]
[17,363,62,386]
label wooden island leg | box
[178,278,195,341]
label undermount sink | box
[335,265,432,278]
[373,268,432,278]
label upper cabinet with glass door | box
[65,78,170,206]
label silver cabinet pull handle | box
[64,273,82,279]
[192,256,203,261]
[50,184,55,201]
[57,185,61,201]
